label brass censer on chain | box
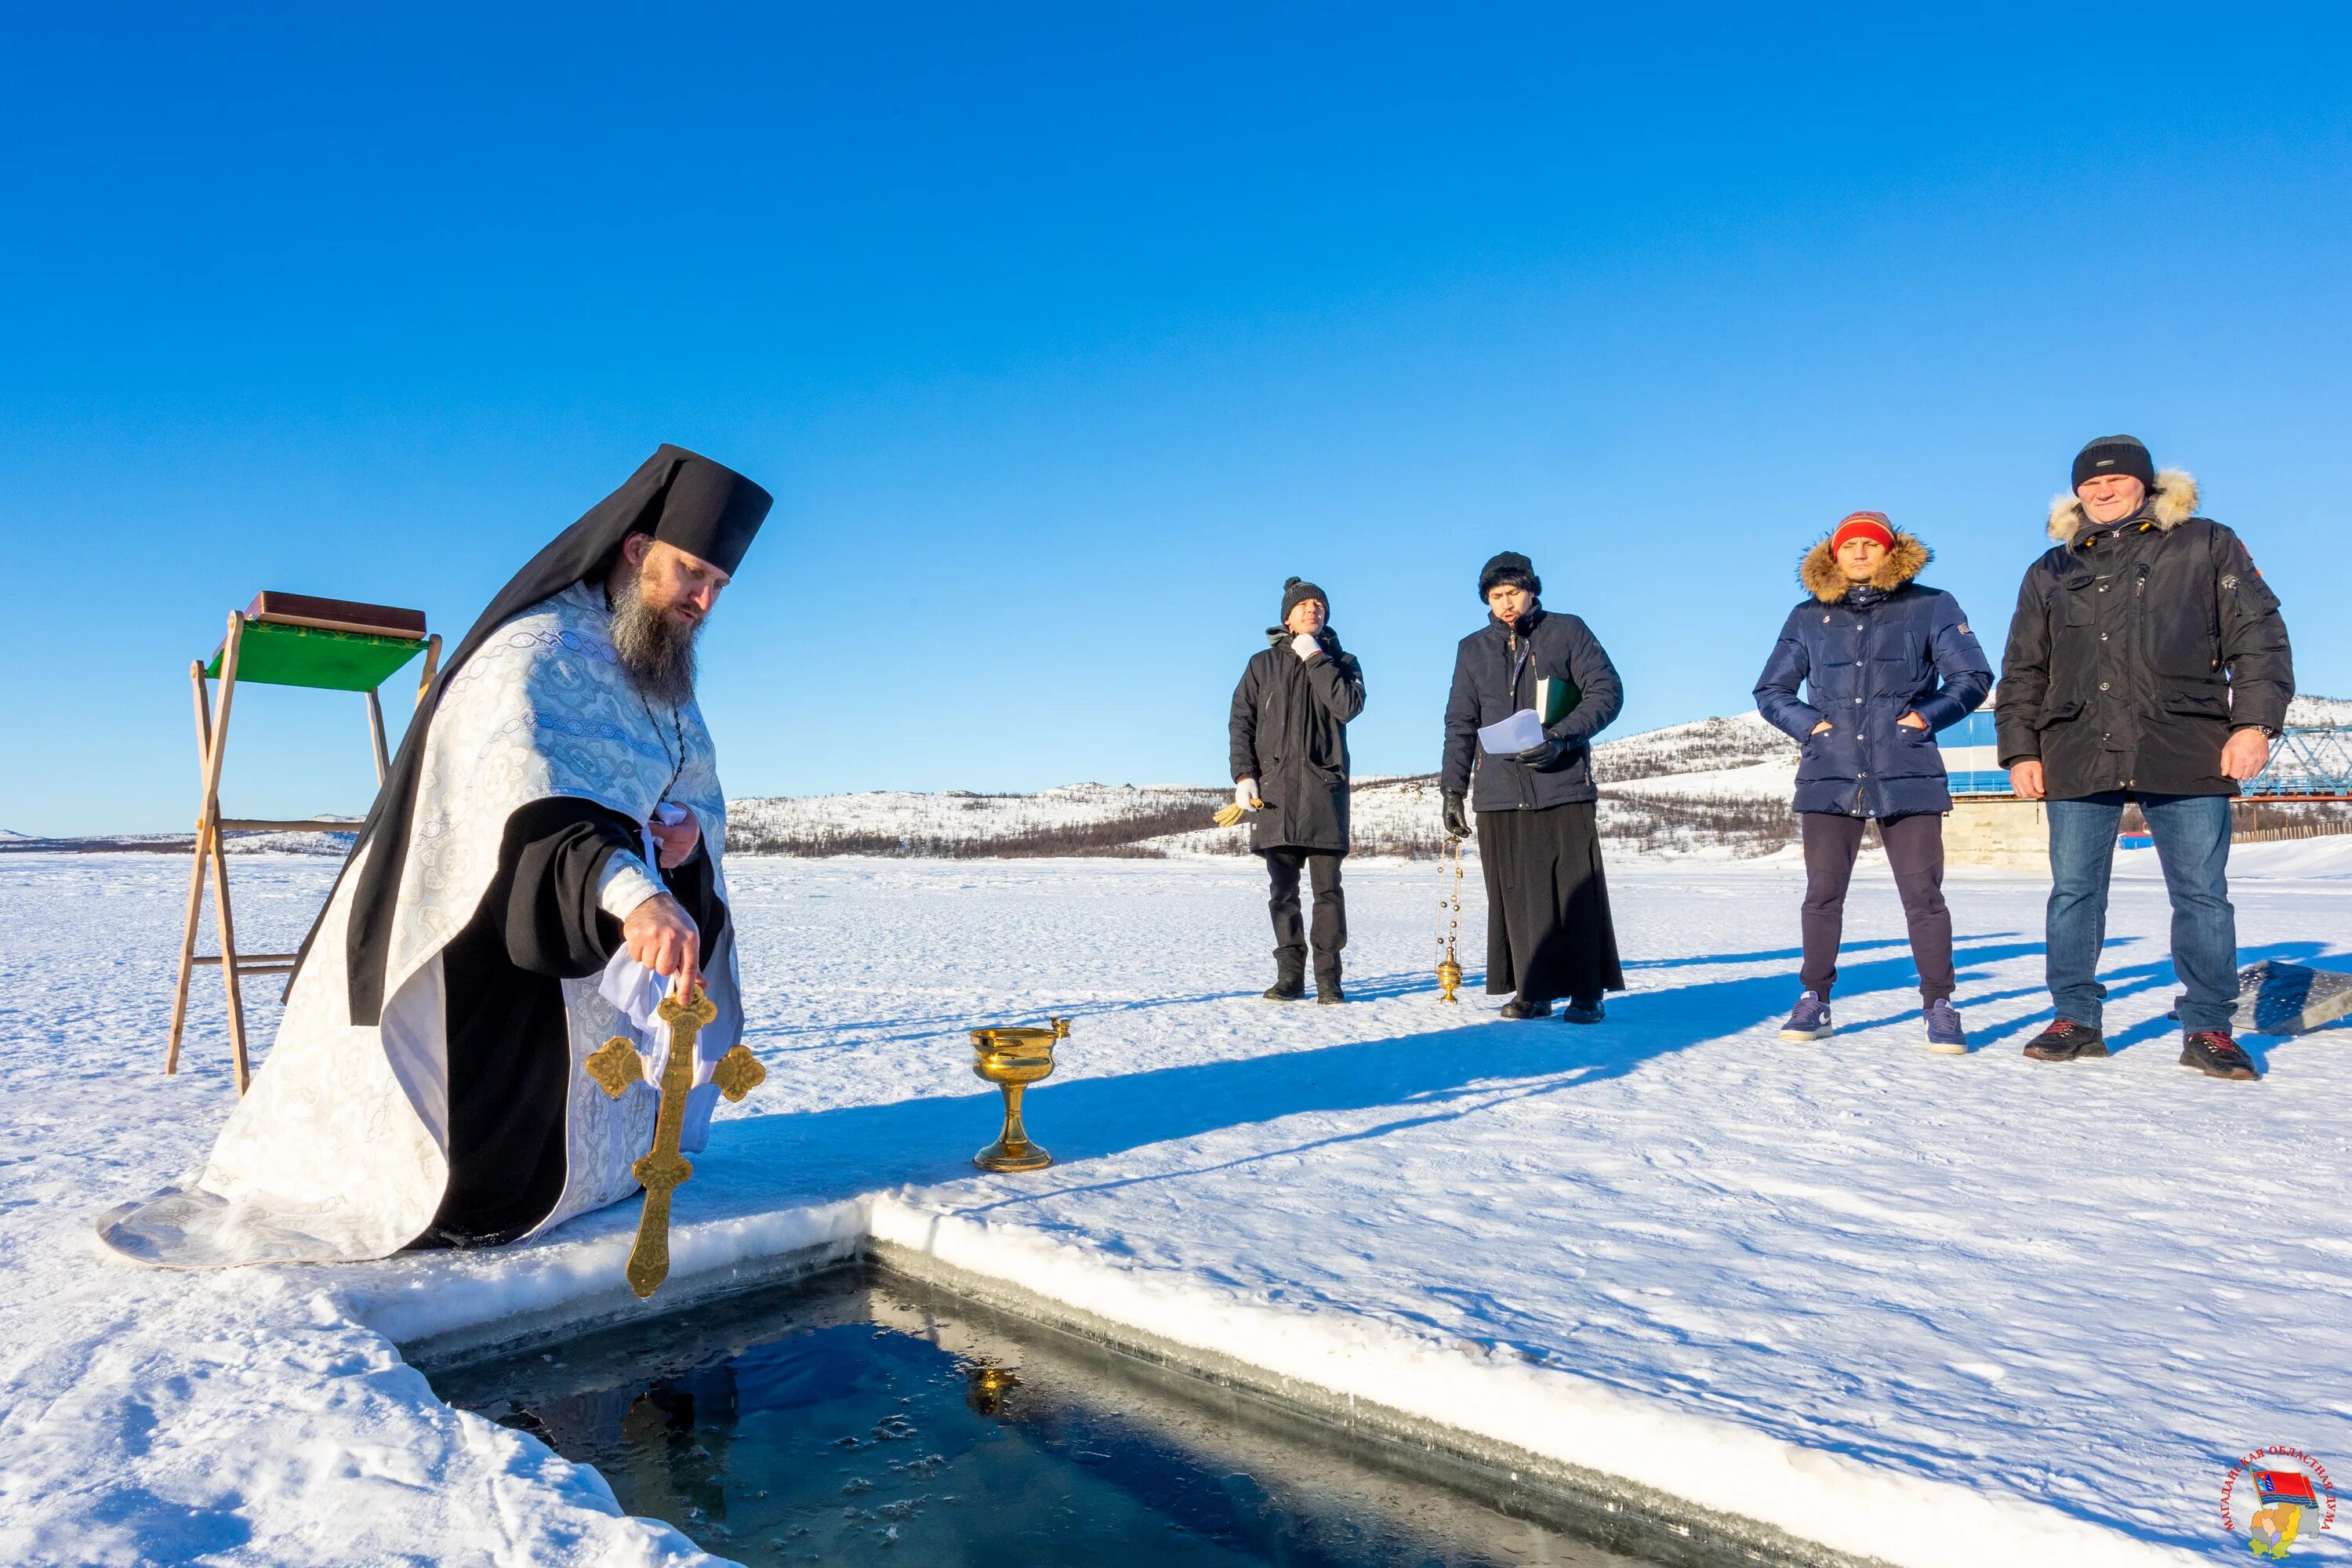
[1436,832,1465,1003]
[584,983,769,1299]
[969,1017,1069,1172]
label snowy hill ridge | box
[9,701,2341,858]
[2288,694,2352,725]
[734,697,2351,861]
[730,783,1230,858]
[728,712,1809,860]
[1592,710,1797,783]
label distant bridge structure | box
[2241,724,2352,799]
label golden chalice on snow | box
[970,1017,1069,1173]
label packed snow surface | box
[2,844,2349,1565]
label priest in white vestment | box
[101,445,773,1266]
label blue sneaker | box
[1780,992,1831,1041]
[1925,999,1968,1054]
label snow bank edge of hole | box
[355,1200,868,1369]
[866,1197,2207,1568]
[347,1182,2204,1568]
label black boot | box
[2021,1019,2107,1061]
[1498,997,1552,1020]
[1560,998,1605,1025]
[1263,976,1306,1002]
[1314,965,1344,1005]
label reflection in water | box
[434,1270,1657,1566]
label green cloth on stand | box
[205,620,428,692]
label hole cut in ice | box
[431,1267,1674,1566]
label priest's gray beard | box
[608,574,701,707]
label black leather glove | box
[1515,736,1567,768]
[1442,790,1472,840]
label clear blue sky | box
[5,4,2347,835]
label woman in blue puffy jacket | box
[1753,512,1991,1051]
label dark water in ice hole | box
[433,1269,1668,1567]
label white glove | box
[1290,633,1321,662]
[1235,779,1258,811]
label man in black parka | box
[1997,435,2293,1080]
[1229,576,1367,1003]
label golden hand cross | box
[583,983,767,1298]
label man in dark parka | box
[1754,512,1992,1052]
[1229,576,1367,1002]
[1997,435,2292,1080]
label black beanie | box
[1477,550,1541,602]
[2071,434,2156,493]
[1279,576,1329,622]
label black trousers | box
[1479,800,1622,1007]
[1263,849,1346,985]
[1799,810,1953,1004]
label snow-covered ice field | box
[3,844,2349,1566]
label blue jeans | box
[2045,792,2237,1033]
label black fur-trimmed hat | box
[1280,576,1329,622]
[1477,550,1540,602]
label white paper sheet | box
[1477,708,1546,755]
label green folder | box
[1535,673,1580,725]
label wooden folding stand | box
[166,593,441,1094]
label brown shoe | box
[2022,1020,2107,1061]
[2180,1030,2260,1080]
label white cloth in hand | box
[593,798,694,993]
[594,800,713,1089]
[1234,779,1258,811]
[599,947,670,1036]
[597,948,720,1098]
[1290,633,1321,661]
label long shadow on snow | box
[741,935,2043,1051]
[742,982,1357,1045]
[1623,935,1925,971]
[1958,938,2333,1063]
[682,941,2047,1229]
[742,969,1468,1049]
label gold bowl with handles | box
[970,1017,1069,1172]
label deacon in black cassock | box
[101,446,775,1268]
[1439,552,1625,1025]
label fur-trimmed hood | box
[2047,469,2198,545]
[1798,531,1932,604]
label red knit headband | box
[1831,511,1894,552]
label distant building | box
[1938,697,2007,798]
